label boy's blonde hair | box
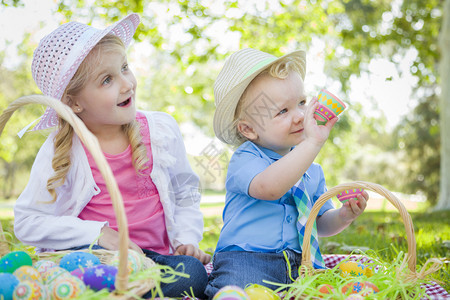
[232,56,304,145]
[47,34,148,202]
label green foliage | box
[199,215,222,259]
[393,93,441,203]
[333,0,443,204]
[0,45,47,199]
[0,0,22,7]
[0,0,444,204]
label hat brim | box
[33,13,140,131]
[213,50,306,145]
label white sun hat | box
[213,48,306,145]
[30,13,140,131]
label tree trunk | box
[435,0,450,211]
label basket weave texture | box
[0,95,157,298]
[299,181,444,286]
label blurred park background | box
[0,0,449,290]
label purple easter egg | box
[83,265,117,292]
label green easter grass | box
[267,250,437,300]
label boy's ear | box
[237,120,258,141]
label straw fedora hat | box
[31,13,140,131]
[213,48,306,145]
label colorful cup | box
[336,188,364,204]
[314,89,347,125]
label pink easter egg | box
[336,189,364,204]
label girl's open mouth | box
[117,98,131,107]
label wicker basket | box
[0,95,158,298]
[299,181,444,284]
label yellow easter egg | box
[244,284,280,300]
[13,266,43,283]
[338,261,372,278]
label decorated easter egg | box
[83,265,117,292]
[41,266,71,286]
[0,273,19,300]
[110,249,143,275]
[338,261,373,278]
[59,252,100,272]
[33,260,57,275]
[341,281,379,296]
[0,251,32,274]
[336,189,364,204]
[13,280,47,300]
[70,268,85,280]
[345,295,365,300]
[244,284,279,300]
[212,285,249,300]
[13,266,42,283]
[50,276,86,299]
[317,283,334,296]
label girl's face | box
[70,49,137,133]
[238,71,307,156]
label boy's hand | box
[303,98,338,147]
[98,225,144,254]
[338,190,369,223]
[174,244,211,265]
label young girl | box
[205,48,369,298]
[13,13,209,297]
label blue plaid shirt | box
[215,141,335,254]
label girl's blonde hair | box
[232,56,304,145]
[47,34,148,202]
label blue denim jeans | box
[204,250,301,299]
[66,245,208,299]
[141,249,208,299]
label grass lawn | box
[0,200,448,293]
[199,203,450,292]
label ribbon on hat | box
[17,117,42,138]
[292,175,326,269]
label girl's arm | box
[14,134,107,250]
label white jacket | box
[14,111,204,252]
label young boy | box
[205,48,369,298]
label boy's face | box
[237,71,307,156]
[70,49,137,133]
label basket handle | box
[300,181,417,274]
[0,95,130,291]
